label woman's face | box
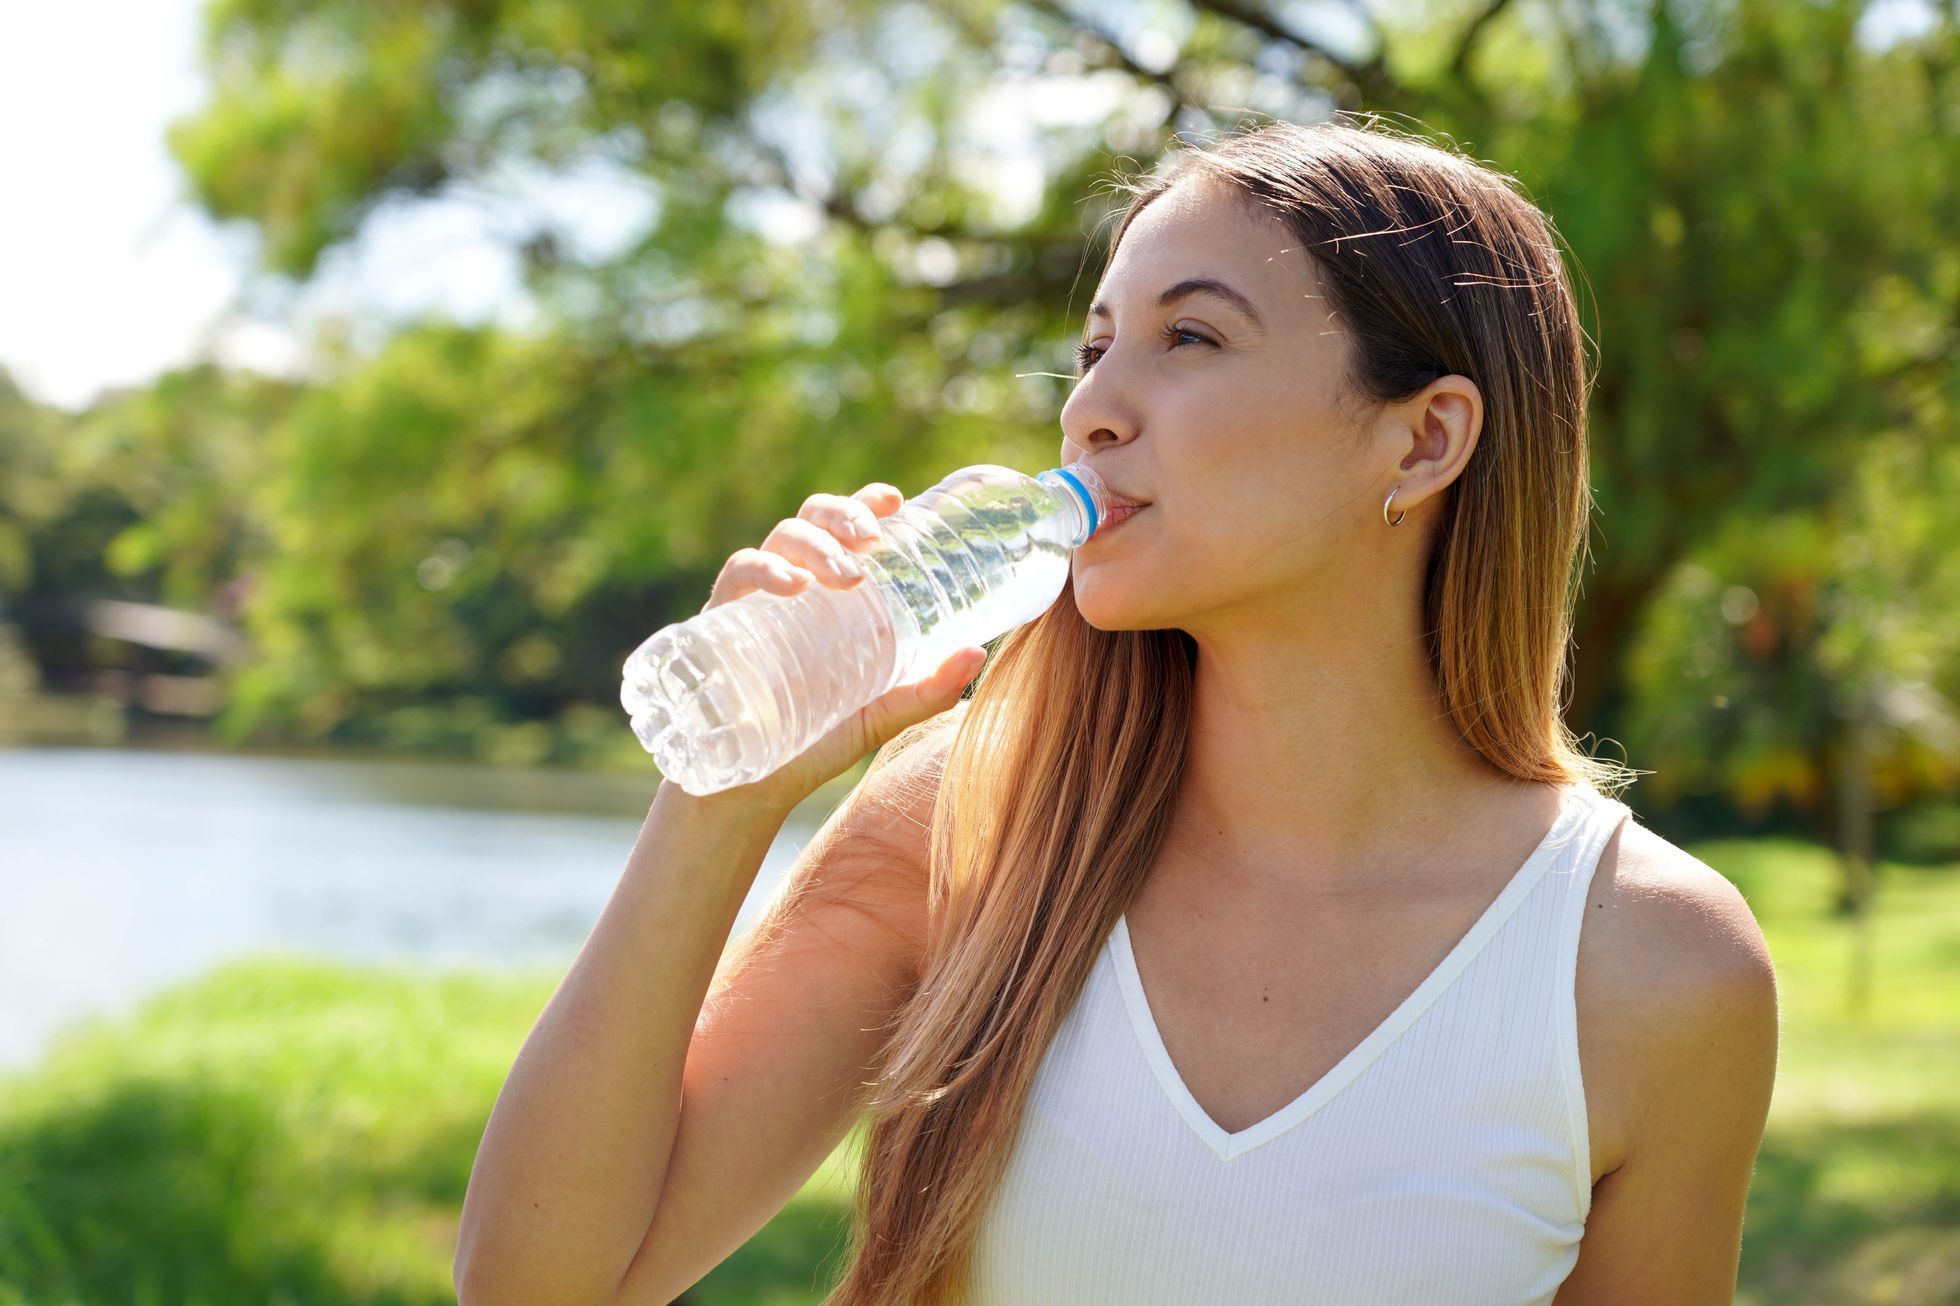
[1059,174,1389,637]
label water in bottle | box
[620,462,1114,796]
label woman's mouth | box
[1099,503,1148,534]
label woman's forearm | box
[454,778,788,1306]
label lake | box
[0,745,824,1073]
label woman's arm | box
[453,703,960,1306]
[453,780,790,1306]
[1554,838,1781,1305]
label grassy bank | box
[0,958,862,1306]
[1,836,1954,1305]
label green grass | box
[1712,841,1960,1306]
[1,836,1954,1305]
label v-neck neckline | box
[1108,781,1592,1162]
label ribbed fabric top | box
[968,781,1632,1305]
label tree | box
[146,0,1956,801]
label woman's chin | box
[1068,573,1158,631]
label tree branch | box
[741,134,873,231]
[1012,0,1199,134]
[1450,0,1519,88]
[1184,0,1402,104]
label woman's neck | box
[1168,628,1529,897]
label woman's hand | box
[687,482,986,814]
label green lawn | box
[1710,840,1960,1305]
[1,836,1953,1305]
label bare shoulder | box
[851,699,967,851]
[797,701,967,979]
[1593,817,1777,989]
[1556,813,1783,1301]
[1579,811,1782,1180]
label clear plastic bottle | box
[620,462,1112,796]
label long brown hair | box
[818,114,1637,1303]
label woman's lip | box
[1099,503,1149,533]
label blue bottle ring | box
[1049,466,1099,539]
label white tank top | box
[969,781,1632,1305]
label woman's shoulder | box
[1579,813,1780,1177]
[1588,816,1774,1008]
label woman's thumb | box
[763,646,989,805]
[942,644,988,695]
[921,645,987,708]
[870,645,986,738]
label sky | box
[0,0,1939,413]
[0,0,260,409]
[0,0,584,411]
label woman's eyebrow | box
[1088,277,1268,332]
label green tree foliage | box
[1462,2,1960,735]
[158,0,1127,755]
[1624,431,1960,831]
[13,1,1955,814]
[0,366,286,689]
[0,372,65,603]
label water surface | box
[0,746,822,1072]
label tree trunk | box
[1565,568,1665,746]
[1835,692,1876,1019]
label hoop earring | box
[1383,486,1406,527]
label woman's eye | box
[1159,324,1213,349]
[1073,325,1213,376]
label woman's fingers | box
[702,548,815,610]
[762,516,866,585]
[702,482,904,613]
[802,485,902,553]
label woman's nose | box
[1059,361,1138,457]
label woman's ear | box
[1386,374,1483,508]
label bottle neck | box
[1037,465,1104,547]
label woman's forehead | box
[1098,181,1326,327]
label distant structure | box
[0,598,247,745]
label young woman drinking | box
[456,116,1779,1306]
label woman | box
[456,118,1780,1306]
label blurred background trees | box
[3,0,1955,863]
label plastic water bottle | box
[620,462,1113,796]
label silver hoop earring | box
[1383,486,1406,527]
